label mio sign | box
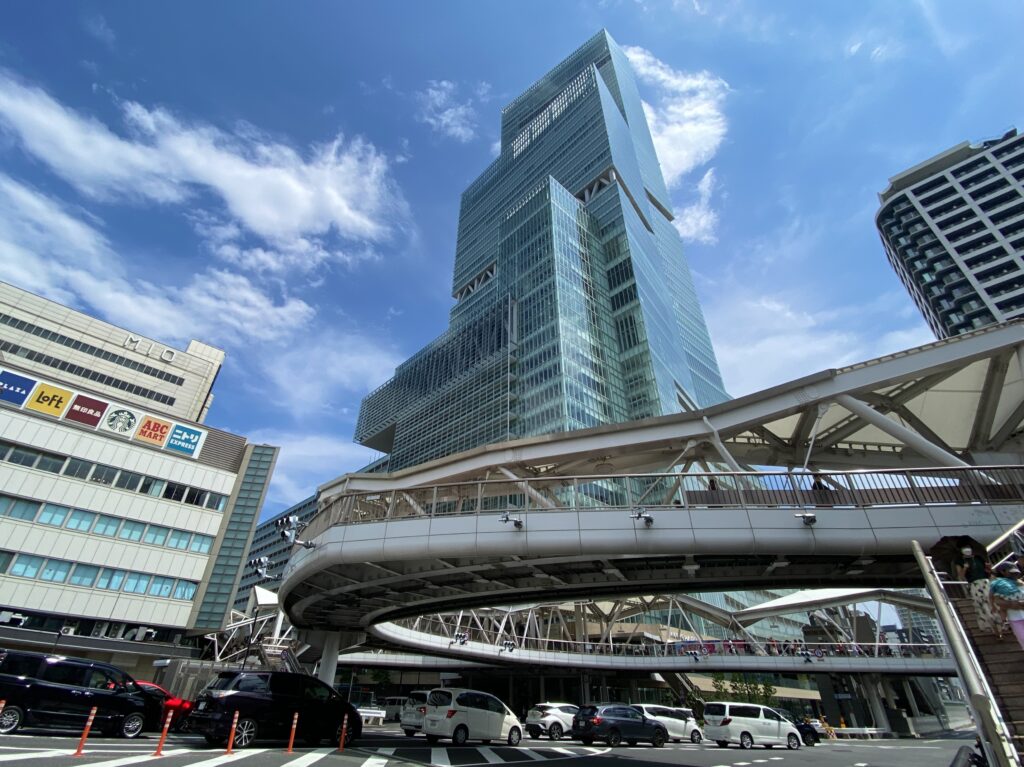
[123,334,176,363]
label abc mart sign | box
[0,367,206,459]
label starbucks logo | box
[106,409,137,433]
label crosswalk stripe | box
[430,747,452,766]
[550,747,576,755]
[58,750,191,766]
[281,747,334,766]
[376,747,396,755]
[172,748,268,766]
[359,760,388,767]
[0,751,66,763]
[515,747,545,760]
[475,746,504,764]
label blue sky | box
[0,1,1019,517]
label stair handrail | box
[987,518,1024,563]
[912,540,1020,767]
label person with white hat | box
[990,561,1024,649]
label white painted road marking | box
[282,747,335,766]
[60,750,191,766]
[0,752,67,763]
[430,746,452,766]
[173,749,268,766]
[358,759,389,767]
[475,746,504,763]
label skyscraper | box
[357,30,728,470]
[877,128,1024,339]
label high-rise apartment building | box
[357,30,728,470]
[877,128,1024,338]
[0,283,277,677]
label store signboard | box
[0,371,36,406]
[99,406,143,438]
[65,394,109,427]
[25,382,73,418]
[135,415,173,447]
[165,424,206,457]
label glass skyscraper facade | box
[357,30,728,470]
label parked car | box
[570,703,667,747]
[771,708,818,746]
[0,648,150,738]
[382,696,407,722]
[187,671,361,749]
[400,690,431,736]
[422,688,522,745]
[630,704,702,743]
[702,701,802,750]
[525,702,579,740]
[136,681,194,732]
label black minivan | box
[187,670,362,749]
[0,648,151,738]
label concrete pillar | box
[539,675,545,702]
[902,679,923,717]
[317,632,340,686]
[862,675,891,731]
[881,677,899,708]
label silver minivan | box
[702,702,801,750]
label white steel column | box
[835,393,971,468]
[317,632,340,686]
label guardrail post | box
[153,710,174,757]
[225,709,239,755]
[286,711,299,753]
[72,706,98,757]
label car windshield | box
[577,706,598,717]
[530,705,552,713]
[427,690,452,707]
[407,692,427,704]
[704,703,726,717]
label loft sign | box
[123,334,176,363]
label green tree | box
[711,672,730,701]
[758,681,776,706]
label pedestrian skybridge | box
[279,321,1024,655]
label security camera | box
[794,512,817,527]
[630,508,654,527]
[499,511,524,530]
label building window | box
[5,498,40,522]
[118,520,146,542]
[149,576,174,598]
[206,493,227,512]
[10,554,44,579]
[0,550,13,575]
[93,515,121,537]
[97,568,127,590]
[185,487,207,507]
[38,504,70,527]
[69,563,99,587]
[40,559,72,583]
[64,458,94,479]
[190,534,214,554]
[143,525,169,546]
[140,477,165,497]
[167,529,192,550]
[123,572,150,594]
[115,471,143,492]
[7,446,40,467]
[65,509,97,532]
[173,580,198,600]
[163,482,187,502]
[35,453,65,473]
[90,465,119,485]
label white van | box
[422,688,522,746]
[702,702,801,750]
[383,696,407,722]
[400,690,431,736]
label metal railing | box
[396,614,949,660]
[304,466,1024,540]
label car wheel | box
[716,740,729,748]
[527,726,540,738]
[581,736,594,745]
[452,725,469,746]
[787,733,801,750]
[119,713,145,739]
[425,734,440,744]
[233,718,258,749]
[739,731,754,749]
[606,729,622,747]
[549,722,563,740]
[651,729,666,748]
[0,705,24,735]
[404,729,416,737]
[690,729,703,744]
[507,727,522,746]
[335,721,356,747]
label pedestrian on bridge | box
[955,542,995,635]
[989,562,1024,649]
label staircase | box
[951,595,1024,756]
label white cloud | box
[623,46,728,189]
[705,289,934,397]
[0,174,313,346]
[83,14,116,48]
[0,73,409,274]
[673,168,719,243]
[415,80,477,142]
[243,430,383,511]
